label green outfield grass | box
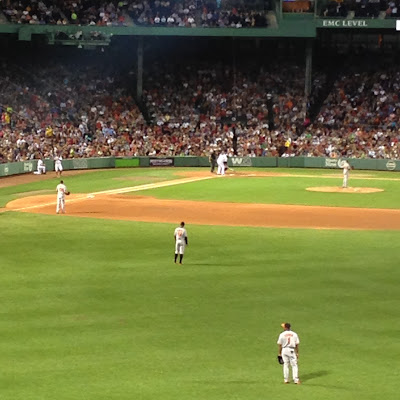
[138,169,400,209]
[1,167,400,400]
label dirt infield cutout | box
[2,171,399,230]
[6,192,400,230]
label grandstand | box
[1,0,400,164]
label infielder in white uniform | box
[56,180,68,214]
[217,151,228,175]
[54,155,63,177]
[342,160,352,188]
[277,322,301,384]
[34,159,46,175]
[174,221,188,264]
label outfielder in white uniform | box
[277,322,301,384]
[217,151,228,175]
[342,160,351,188]
[56,180,68,214]
[54,155,63,177]
[34,159,46,175]
[174,221,188,265]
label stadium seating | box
[0,0,271,27]
[1,48,400,163]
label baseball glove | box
[65,191,71,196]
[277,355,284,365]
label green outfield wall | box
[1,18,396,39]
[1,156,399,178]
[43,157,115,172]
[0,160,38,176]
[0,157,114,177]
[115,158,140,168]
[0,22,317,39]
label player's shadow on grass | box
[301,370,329,382]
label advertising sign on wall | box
[149,158,174,167]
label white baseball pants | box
[55,163,63,172]
[34,165,46,174]
[56,197,65,213]
[343,172,349,188]
[175,241,185,255]
[282,347,299,383]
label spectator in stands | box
[2,50,400,162]
[1,0,270,27]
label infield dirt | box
[6,192,400,230]
[3,170,400,230]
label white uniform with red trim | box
[277,329,300,383]
[174,226,187,255]
[56,183,68,214]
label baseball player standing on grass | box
[277,322,301,384]
[56,180,69,214]
[174,222,188,265]
[54,153,63,178]
[342,160,352,188]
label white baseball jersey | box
[174,226,187,255]
[54,155,63,171]
[174,227,187,243]
[217,153,228,164]
[277,330,300,349]
[343,161,351,175]
[56,183,67,199]
[37,159,46,172]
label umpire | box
[209,151,217,173]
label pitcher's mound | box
[306,187,384,194]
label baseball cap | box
[281,322,291,329]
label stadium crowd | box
[129,0,270,28]
[0,61,145,163]
[1,57,400,163]
[1,0,128,25]
[0,0,270,27]
[320,0,400,19]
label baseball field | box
[1,167,400,400]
